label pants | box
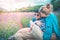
[31,24,43,40]
[9,26,43,40]
[12,28,36,40]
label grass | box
[21,17,32,27]
[0,27,18,40]
[0,17,31,40]
[0,20,20,40]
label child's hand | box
[34,21,42,26]
[30,24,34,30]
[30,21,34,29]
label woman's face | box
[42,7,50,15]
[40,12,47,17]
[38,5,51,18]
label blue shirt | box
[43,13,60,40]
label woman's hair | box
[46,4,53,12]
[38,6,48,15]
[46,4,50,9]
[40,8,48,15]
[38,4,53,15]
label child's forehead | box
[35,12,40,15]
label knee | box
[8,35,23,40]
[8,32,22,40]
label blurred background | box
[0,0,60,40]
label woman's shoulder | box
[50,12,56,16]
[49,12,57,21]
[49,12,57,18]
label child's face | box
[35,13,41,19]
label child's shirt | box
[31,17,46,32]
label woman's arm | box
[52,14,60,38]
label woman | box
[33,4,60,40]
[39,4,60,40]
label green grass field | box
[0,17,32,40]
[0,21,19,40]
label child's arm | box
[30,20,34,31]
[30,20,41,30]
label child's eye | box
[37,15,39,16]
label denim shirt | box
[43,13,60,40]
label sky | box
[0,0,51,11]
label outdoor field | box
[0,11,60,40]
[0,0,60,40]
[0,12,34,40]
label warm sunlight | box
[0,0,60,40]
[0,0,51,11]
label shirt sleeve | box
[52,14,60,38]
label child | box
[30,13,46,32]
